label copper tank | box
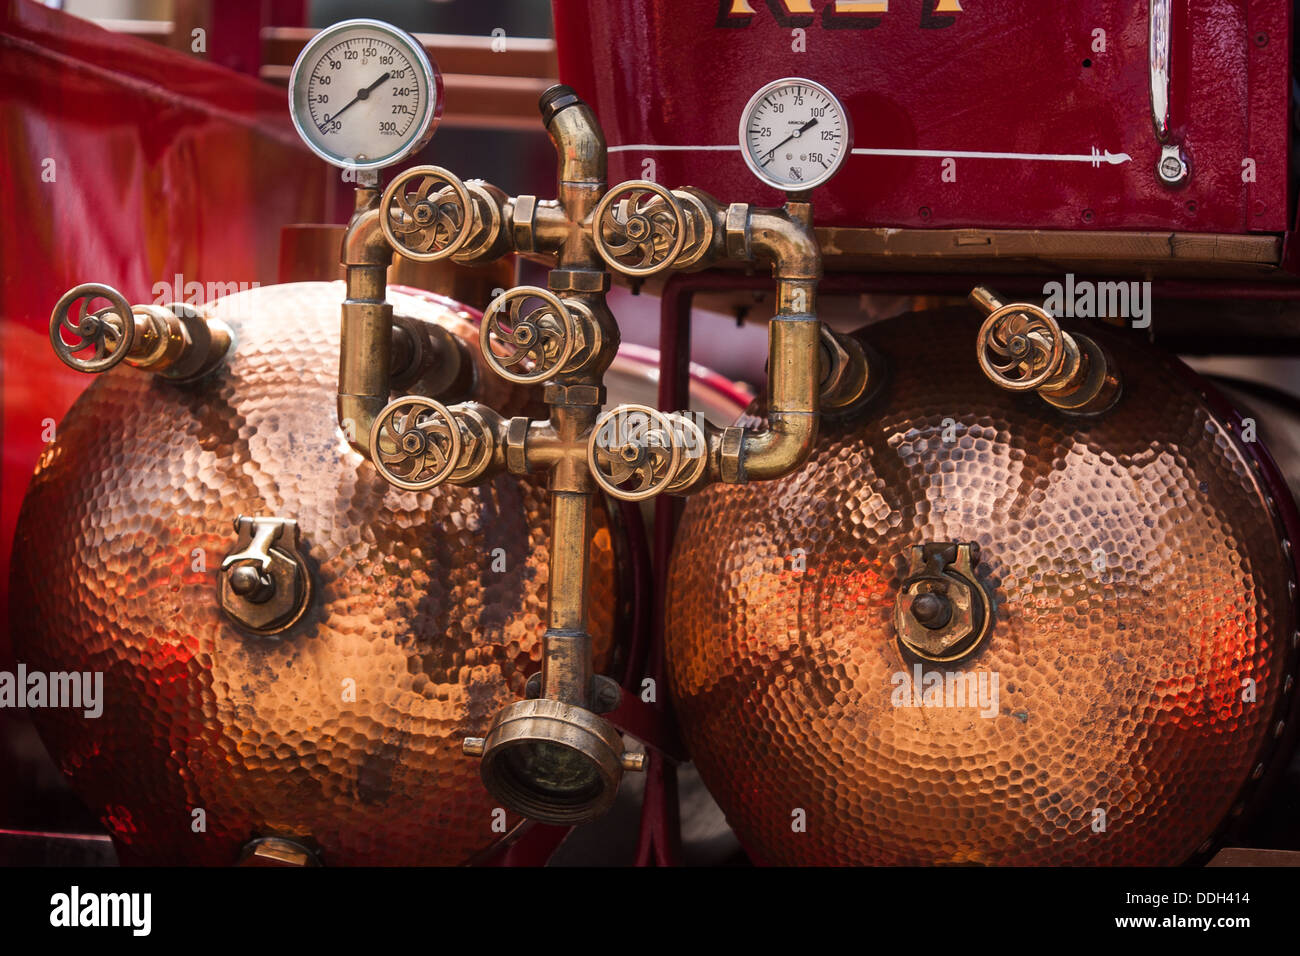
[666,308,1300,866]
[9,282,618,866]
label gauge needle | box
[762,117,819,164]
[320,71,391,128]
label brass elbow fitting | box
[540,84,607,190]
[727,203,825,482]
[739,313,821,481]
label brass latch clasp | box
[219,516,312,635]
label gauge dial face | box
[289,19,441,171]
[738,78,850,191]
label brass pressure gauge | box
[738,77,850,192]
[288,19,442,171]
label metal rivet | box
[1251,763,1265,780]
[1274,720,1286,739]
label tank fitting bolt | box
[228,564,275,603]
[909,591,953,630]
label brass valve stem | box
[49,283,232,381]
[970,285,1121,415]
[533,90,614,711]
[127,304,233,380]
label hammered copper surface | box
[9,282,617,866]
[667,309,1298,866]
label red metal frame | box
[0,1,330,651]
[556,0,1292,238]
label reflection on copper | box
[10,283,617,865]
[667,308,1298,866]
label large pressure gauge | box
[289,19,442,171]
[739,78,850,191]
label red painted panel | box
[0,0,330,649]
[554,0,1290,234]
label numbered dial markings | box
[739,79,849,191]
[289,19,440,170]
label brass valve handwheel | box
[976,303,1066,392]
[592,180,687,277]
[49,283,136,373]
[480,286,577,385]
[369,397,463,491]
[381,165,476,262]
[588,404,683,502]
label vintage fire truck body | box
[2,0,1299,868]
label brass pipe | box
[339,204,395,457]
[540,342,602,708]
[742,314,820,480]
[540,85,606,270]
[540,85,606,190]
[733,205,824,481]
[542,491,594,707]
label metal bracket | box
[893,543,993,662]
[219,516,312,635]
[1149,0,1190,186]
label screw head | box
[1159,155,1186,182]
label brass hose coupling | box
[970,286,1121,415]
[462,673,645,826]
[50,283,233,381]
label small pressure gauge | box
[289,19,442,171]
[739,78,850,192]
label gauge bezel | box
[737,77,852,192]
[288,18,443,172]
